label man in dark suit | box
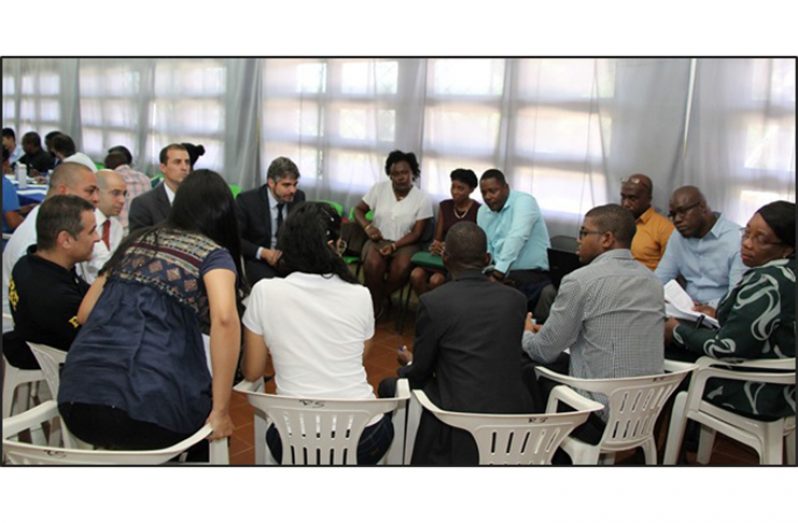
[379,221,535,465]
[235,156,306,283]
[128,144,190,233]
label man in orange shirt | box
[620,173,674,270]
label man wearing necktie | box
[236,157,306,283]
[79,170,127,283]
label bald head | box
[48,161,99,207]
[620,173,654,219]
[443,222,490,274]
[96,169,127,217]
[669,185,714,238]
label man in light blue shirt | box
[655,185,745,306]
[477,169,552,316]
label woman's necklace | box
[453,201,472,219]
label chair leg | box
[404,393,423,465]
[3,374,17,418]
[760,420,785,465]
[254,412,268,465]
[696,425,716,464]
[663,392,688,464]
[785,429,796,465]
[641,437,658,465]
[209,437,230,465]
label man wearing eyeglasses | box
[654,186,745,307]
[620,174,674,270]
[521,204,664,449]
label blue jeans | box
[266,413,394,465]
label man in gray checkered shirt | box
[522,204,665,417]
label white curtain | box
[2,58,794,236]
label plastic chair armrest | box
[2,400,59,437]
[233,378,265,394]
[545,385,604,415]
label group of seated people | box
[2,138,794,465]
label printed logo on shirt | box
[69,315,80,329]
[8,278,18,310]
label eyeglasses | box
[667,201,701,220]
[578,229,603,239]
[740,227,783,248]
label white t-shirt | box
[242,272,375,401]
[362,181,433,242]
[3,205,39,332]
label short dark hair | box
[385,150,420,180]
[585,204,637,247]
[757,200,796,249]
[2,128,15,140]
[36,195,94,250]
[22,132,42,149]
[159,143,188,165]
[450,168,478,189]
[52,134,77,156]
[266,156,300,182]
[45,131,63,149]
[445,222,488,271]
[276,201,359,284]
[107,145,133,165]
[480,168,507,186]
[104,151,128,170]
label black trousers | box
[59,402,209,461]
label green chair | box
[94,162,105,171]
[229,183,242,198]
[150,174,163,188]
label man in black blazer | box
[128,144,190,233]
[380,222,535,465]
[236,156,306,283]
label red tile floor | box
[227,298,762,466]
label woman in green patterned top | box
[665,200,795,420]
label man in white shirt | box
[3,162,99,332]
[104,146,152,232]
[79,170,126,283]
[128,144,190,233]
[52,134,98,173]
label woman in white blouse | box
[353,150,433,318]
[241,202,394,464]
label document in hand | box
[663,280,720,329]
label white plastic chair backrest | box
[239,388,408,465]
[2,400,227,465]
[413,387,603,465]
[685,356,796,413]
[537,366,694,452]
[27,342,66,399]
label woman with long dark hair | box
[241,202,393,464]
[58,169,247,451]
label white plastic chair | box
[2,355,44,419]
[2,312,46,419]
[405,385,604,465]
[535,363,696,464]
[663,356,795,465]
[234,378,410,465]
[2,400,229,465]
[27,342,89,448]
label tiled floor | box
[228,297,763,466]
